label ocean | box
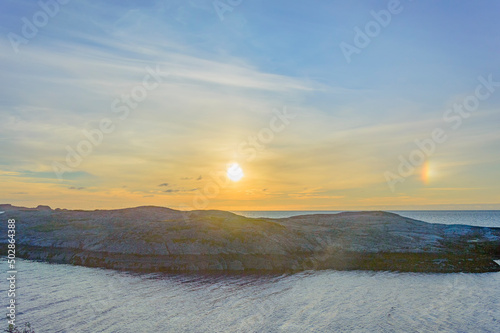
[2,211,499,332]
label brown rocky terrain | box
[1,204,499,273]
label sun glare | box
[227,163,244,182]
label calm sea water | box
[2,211,499,332]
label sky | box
[1,0,499,211]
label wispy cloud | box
[1,0,499,209]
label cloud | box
[1,0,499,210]
[163,188,197,194]
[21,170,93,180]
[0,171,20,176]
[181,176,203,181]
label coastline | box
[1,205,499,274]
[5,245,500,274]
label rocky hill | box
[1,204,499,273]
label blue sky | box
[1,0,499,210]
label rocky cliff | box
[1,204,499,273]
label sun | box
[227,163,244,182]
